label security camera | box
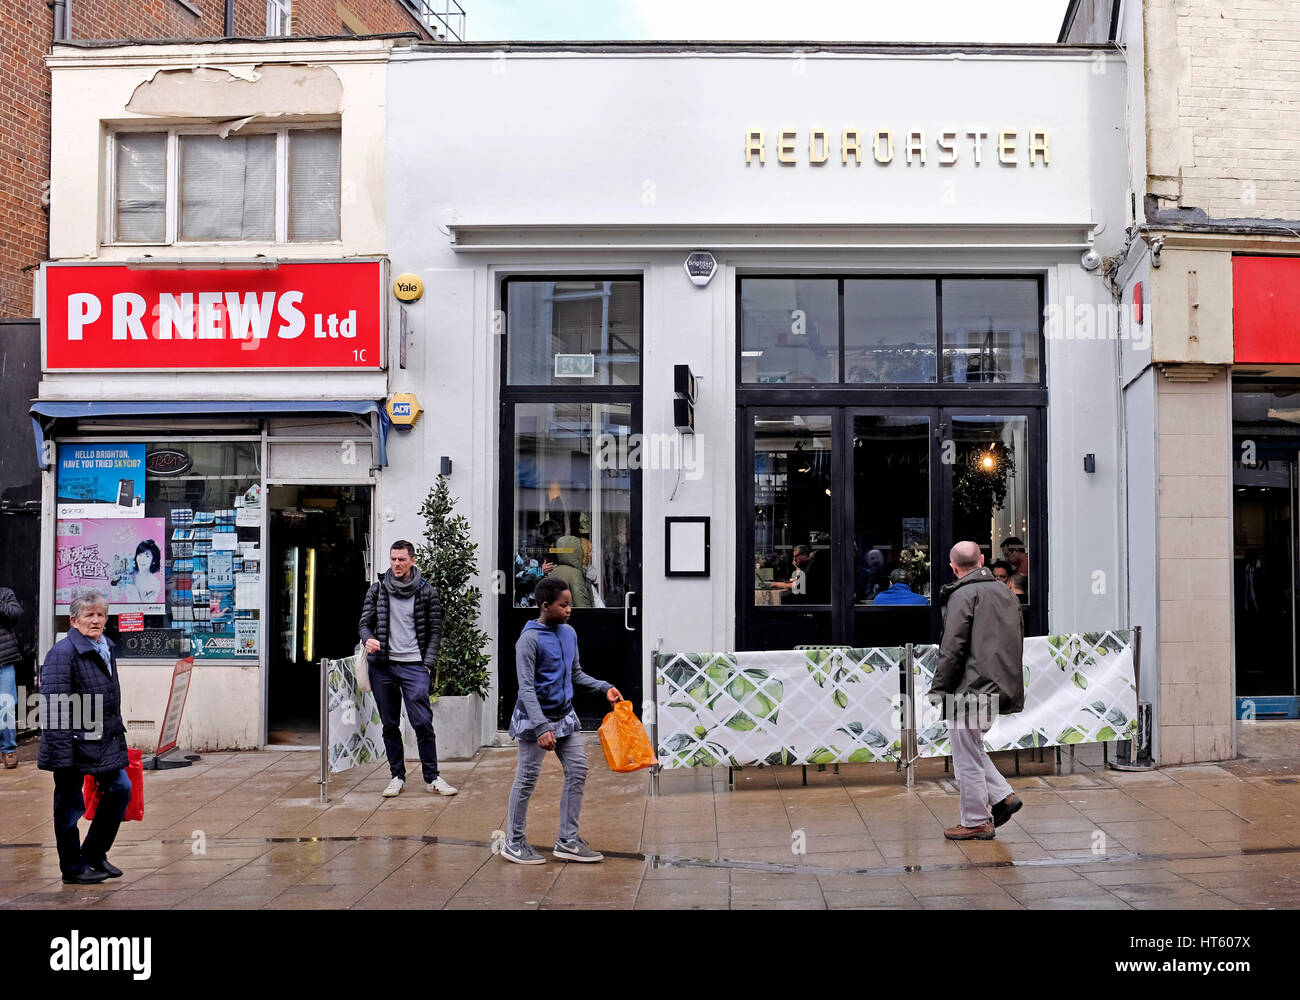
[1148,235,1165,268]
[1081,250,1102,271]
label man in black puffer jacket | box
[358,540,456,799]
[0,586,22,768]
[38,589,132,884]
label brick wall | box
[69,0,218,38]
[1148,0,1300,222]
[0,0,52,317]
[232,0,427,37]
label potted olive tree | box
[413,476,491,760]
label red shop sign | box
[1234,256,1300,364]
[42,260,385,371]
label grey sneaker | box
[553,837,604,863]
[501,840,545,865]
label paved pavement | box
[3,723,1299,909]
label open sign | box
[145,450,193,476]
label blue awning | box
[30,400,389,468]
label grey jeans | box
[949,724,1014,828]
[506,732,588,846]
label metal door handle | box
[624,591,637,632]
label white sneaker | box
[426,776,458,796]
[381,777,405,797]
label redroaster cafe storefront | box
[35,260,390,749]
[381,41,1141,741]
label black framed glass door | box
[741,406,1045,650]
[498,278,643,729]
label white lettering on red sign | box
[44,262,382,370]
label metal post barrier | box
[650,650,662,797]
[1131,625,1142,765]
[904,643,916,789]
[319,658,330,805]
[650,644,662,797]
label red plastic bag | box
[598,700,658,773]
[83,748,144,822]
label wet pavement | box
[2,723,1299,909]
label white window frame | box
[106,125,340,247]
[267,0,291,37]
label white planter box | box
[401,693,484,761]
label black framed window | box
[506,279,641,387]
[941,278,1041,384]
[739,275,1044,386]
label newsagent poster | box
[55,518,167,614]
[56,444,146,519]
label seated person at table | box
[872,568,929,606]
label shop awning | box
[30,400,390,469]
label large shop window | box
[740,276,1042,385]
[55,440,263,659]
[111,128,340,245]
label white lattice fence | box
[654,630,1138,769]
[324,654,386,774]
[654,647,903,768]
[914,630,1139,757]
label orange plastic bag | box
[83,748,144,822]
[598,699,658,773]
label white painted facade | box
[383,45,1135,749]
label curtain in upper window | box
[179,134,276,241]
[114,134,166,243]
[289,130,341,242]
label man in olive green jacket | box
[931,540,1025,841]
[544,535,595,608]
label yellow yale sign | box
[386,393,423,427]
[393,273,424,302]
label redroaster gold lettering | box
[745,128,1049,167]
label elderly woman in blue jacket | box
[38,589,132,885]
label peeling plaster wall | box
[125,63,344,118]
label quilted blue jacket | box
[37,629,128,774]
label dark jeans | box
[53,767,131,877]
[370,660,440,784]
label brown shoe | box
[2,752,15,769]
[944,822,995,841]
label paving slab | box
[1,726,1298,909]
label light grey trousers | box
[506,732,588,847]
[949,725,1014,827]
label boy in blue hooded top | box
[501,576,621,864]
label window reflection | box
[753,415,833,605]
[507,280,641,386]
[853,416,931,605]
[942,279,1041,384]
[844,279,937,383]
[951,416,1030,603]
[740,279,839,384]
[513,403,633,608]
